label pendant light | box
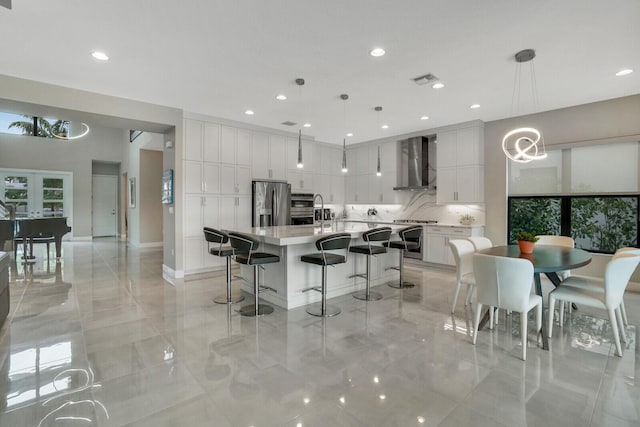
[502,49,547,163]
[341,138,348,173]
[374,106,383,177]
[341,94,349,173]
[296,78,305,168]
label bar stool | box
[203,227,246,304]
[228,232,279,317]
[349,227,392,301]
[384,225,423,289]
[301,233,352,317]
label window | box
[507,140,640,253]
[0,111,88,140]
[4,175,29,218]
[42,177,64,217]
[508,196,639,253]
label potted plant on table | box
[515,231,539,254]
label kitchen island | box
[224,222,407,309]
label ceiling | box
[0,0,638,144]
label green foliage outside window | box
[509,198,561,243]
[571,197,637,252]
[509,196,638,253]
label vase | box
[518,240,535,254]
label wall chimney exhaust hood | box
[393,135,437,191]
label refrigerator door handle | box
[272,191,277,226]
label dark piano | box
[1,218,72,261]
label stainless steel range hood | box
[393,135,437,191]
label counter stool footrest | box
[259,285,277,293]
[385,266,400,271]
[301,286,322,293]
[349,273,367,279]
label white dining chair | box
[548,251,640,357]
[560,247,640,328]
[535,235,575,280]
[449,239,477,314]
[472,254,542,361]
[467,236,493,251]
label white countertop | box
[225,222,406,246]
[341,219,484,228]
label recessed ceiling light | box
[432,82,445,89]
[420,116,429,120]
[381,124,389,129]
[370,47,386,57]
[470,104,481,109]
[616,69,634,76]
[276,94,287,100]
[303,123,311,128]
[91,51,109,61]
[245,110,254,115]
[346,133,353,137]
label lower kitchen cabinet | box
[425,226,484,265]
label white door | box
[92,175,118,237]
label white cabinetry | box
[185,119,220,163]
[183,118,258,274]
[436,125,484,204]
[221,126,251,166]
[252,132,286,180]
[345,142,399,204]
[185,161,220,194]
[220,196,251,230]
[425,226,483,265]
[368,142,398,204]
[220,164,251,195]
[184,195,224,271]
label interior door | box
[92,175,118,237]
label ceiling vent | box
[412,73,439,85]
[281,121,296,126]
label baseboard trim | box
[138,241,163,248]
[162,264,184,286]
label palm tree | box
[8,116,35,135]
[8,116,69,138]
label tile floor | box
[0,239,639,426]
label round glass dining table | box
[477,245,592,350]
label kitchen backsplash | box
[345,191,485,225]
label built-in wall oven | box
[290,193,315,225]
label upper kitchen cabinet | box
[355,146,370,175]
[184,119,220,163]
[251,132,287,180]
[221,126,252,166]
[436,123,484,204]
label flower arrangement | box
[459,213,475,225]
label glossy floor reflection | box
[0,239,639,426]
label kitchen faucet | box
[313,193,324,230]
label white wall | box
[0,124,125,238]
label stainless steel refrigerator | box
[252,180,291,227]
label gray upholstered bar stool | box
[228,232,279,317]
[203,227,246,304]
[349,227,392,301]
[384,225,423,289]
[301,233,352,317]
